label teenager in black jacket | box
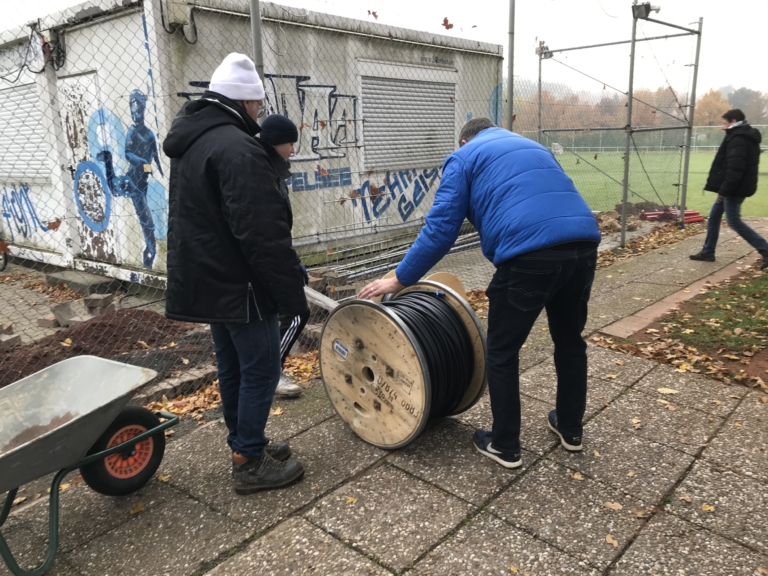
[163,53,307,494]
[690,109,767,268]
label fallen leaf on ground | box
[606,534,619,548]
[678,496,692,503]
[164,429,175,437]
[757,567,768,576]
[604,502,623,511]
[571,471,585,481]
[605,374,618,379]
[509,567,519,574]
[181,358,190,365]
[130,502,145,515]
[712,400,723,405]
[60,338,72,347]
[614,360,625,366]
[627,470,635,477]
[734,422,742,427]
[169,342,177,347]
[701,504,715,512]
[270,407,284,416]
[137,340,150,349]
[760,396,768,404]
[345,496,357,504]
[70,475,84,486]
[632,507,650,518]
[657,388,680,395]
[33,493,42,500]
[59,483,70,491]
[12,496,27,506]
[158,475,172,483]
[593,450,601,457]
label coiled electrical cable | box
[381,291,474,418]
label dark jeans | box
[702,196,768,256]
[485,242,598,453]
[279,310,310,366]
[210,313,281,460]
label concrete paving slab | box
[11,476,174,553]
[265,381,336,440]
[387,419,530,506]
[412,511,598,576]
[490,459,647,570]
[305,464,474,573]
[0,522,82,576]
[612,512,768,576]
[585,345,658,387]
[208,517,390,576]
[519,374,623,420]
[45,270,120,295]
[65,490,249,576]
[549,424,694,503]
[589,389,723,456]
[453,393,558,456]
[159,418,385,531]
[669,461,768,556]
[702,392,768,484]
[633,364,748,418]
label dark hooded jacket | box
[162,91,307,323]
[705,123,763,198]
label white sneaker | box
[275,373,302,398]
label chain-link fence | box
[0,0,705,401]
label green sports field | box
[557,151,768,217]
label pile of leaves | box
[283,350,320,383]
[147,379,222,421]
[592,264,768,391]
[466,289,489,319]
[0,271,82,303]
[597,222,705,269]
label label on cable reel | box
[333,339,349,360]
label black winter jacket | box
[705,123,762,198]
[162,92,307,323]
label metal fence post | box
[537,46,542,142]
[250,0,264,82]
[620,14,638,248]
[679,17,703,224]
[506,0,515,130]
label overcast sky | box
[4,0,766,97]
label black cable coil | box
[381,291,474,418]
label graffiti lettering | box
[351,168,440,224]
[179,75,359,162]
[1,184,48,242]
[288,167,352,192]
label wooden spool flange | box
[320,281,487,449]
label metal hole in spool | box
[320,280,487,450]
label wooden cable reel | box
[319,278,486,449]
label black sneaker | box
[233,452,304,495]
[547,410,583,452]
[266,441,291,461]
[473,430,522,469]
[689,251,715,262]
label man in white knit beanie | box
[163,53,308,495]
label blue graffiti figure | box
[98,90,163,268]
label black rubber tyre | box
[80,406,166,496]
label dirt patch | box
[0,309,207,389]
[2,412,75,453]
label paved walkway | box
[3,222,768,576]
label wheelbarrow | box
[0,356,179,576]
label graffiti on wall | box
[179,74,359,162]
[1,184,48,242]
[59,15,166,270]
[350,167,441,224]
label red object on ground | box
[640,210,703,222]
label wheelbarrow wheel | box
[80,406,166,496]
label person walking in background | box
[163,53,308,494]
[690,109,766,268]
[258,113,310,399]
[359,118,601,469]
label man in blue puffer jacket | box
[360,118,601,469]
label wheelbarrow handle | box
[0,411,178,576]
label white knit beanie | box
[209,53,265,101]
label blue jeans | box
[702,196,768,256]
[210,313,281,459]
[485,242,597,453]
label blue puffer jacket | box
[395,127,601,285]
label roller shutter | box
[361,76,455,171]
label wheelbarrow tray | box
[0,356,157,494]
